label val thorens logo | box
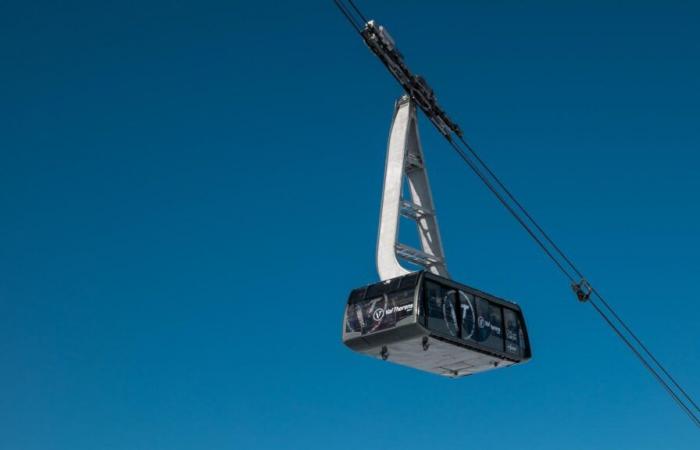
[373,308,385,322]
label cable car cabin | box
[343,271,531,377]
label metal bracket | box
[572,279,593,302]
[377,95,449,281]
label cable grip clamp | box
[572,279,592,302]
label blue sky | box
[2,1,699,448]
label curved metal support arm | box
[377,95,449,281]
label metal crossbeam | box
[400,199,434,220]
[395,243,444,267]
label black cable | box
[459,136,700,411]
[457,135,583,275]
[448,132,700,425]
[457,133,699,415]
[592,287,700,414]
[333,0,362,33]
[451,133,700,427]
[457,134,700,416]
[445,138,576,283]
[455,128,700,427]
[588,299,700,427]
[347,0,369,24]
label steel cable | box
[457,133,700,415]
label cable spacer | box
[571,279,592,302]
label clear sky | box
[2,1,699,449]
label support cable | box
[333,0,362,33]
[589,299,700,427]
[347,0,369,24]
[452,127,700,427]
[444,138,576,283]
[457,133,700,415]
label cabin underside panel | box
[362,335,515,378]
